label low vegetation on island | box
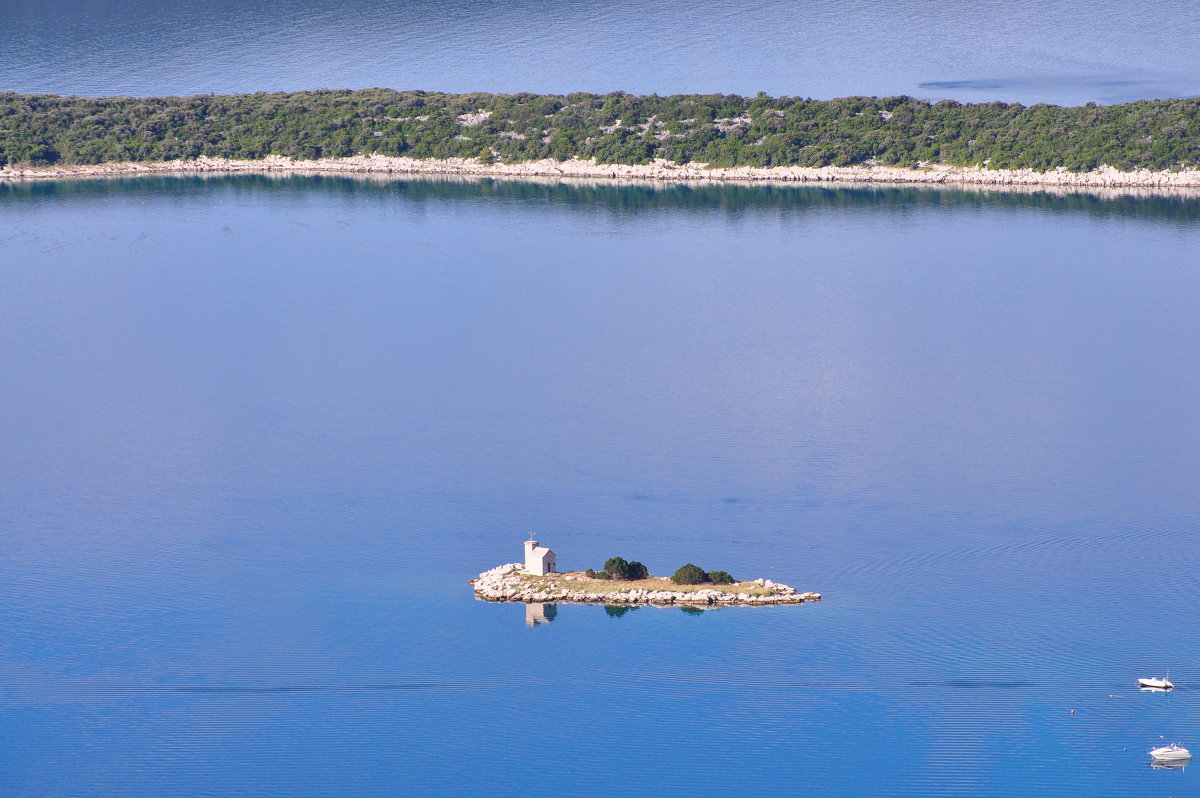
[585,556,735,585]
[472,560,819,606]
[670,563,735,584]
[3,89,1200,173]
[584,556,650,581]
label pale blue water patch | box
[2,0,1199,104]
[2,175,1200,795]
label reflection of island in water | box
[525,603,557,627]
[522,602,718,626]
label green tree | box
[707,570,735,584]
[671,563,709,585]
[604,556,631,580]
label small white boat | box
[1138,675,1174,690]
[1149,743,1191,762]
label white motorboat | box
[1149,744,1191,762]
[1138,675,1174,690]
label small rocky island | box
[471,538,821,607]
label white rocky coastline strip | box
[5,154,1200,191]
[471,563,821,606]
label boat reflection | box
[1149,759,1189,770]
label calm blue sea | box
[3,176,1200,796]
[3,0,1200,104]
[3,2,1200,796]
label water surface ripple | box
[2,176,1199,796]
[3,0,1200,103]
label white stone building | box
[524,538,557,575]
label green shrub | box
[604,556,631,579]
[592,558,648,580]
[707,570,735,584]
[671,563,710,585]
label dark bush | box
[585,568,611,580]
[604,556,631,579]
[671,563,710,585]
[707,570,735,584]
[627,560,649,580]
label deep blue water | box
[4,2,1200,792]
[3,0,1200,104]
[2,176,1200,795]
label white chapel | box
[523,537,557,575]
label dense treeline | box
[2,89,1200,171]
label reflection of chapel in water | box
[525,602,557,626]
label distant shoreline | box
[9,90,1200,190]
[5,154,1200,192]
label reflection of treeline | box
[602,604,708,617]
[7,173,1200,225]
[3,89,1200,171]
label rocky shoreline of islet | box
[471,563,821,606]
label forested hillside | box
[3,89,1200,172]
